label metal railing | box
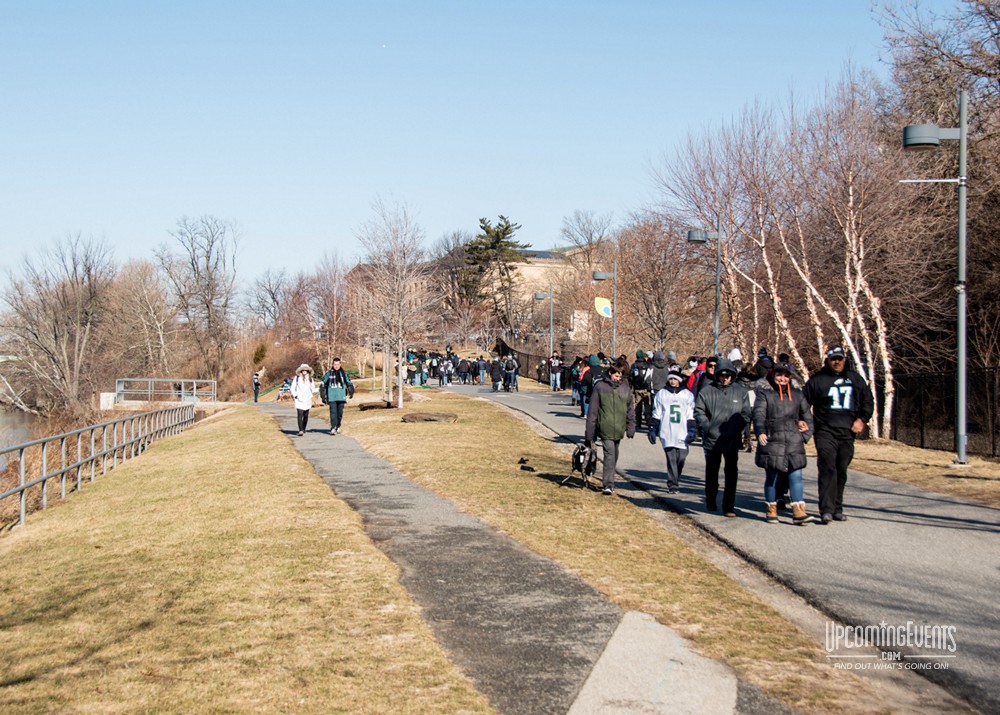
[115,378,217,403]
[0,404,196,529]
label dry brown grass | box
[851,439,1000,507]
[0,406,494,715]
[348,390,898,714]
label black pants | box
[253,386,259,402]
[296,408,310,433]
[328,401,345,430]
[704,447,740,513]
[815,430,854,516]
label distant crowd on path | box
[572,345,873,525]
[394,347,522,393]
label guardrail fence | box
[115,377,216,403]
[0,404,196,529]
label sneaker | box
[667,486,678,494]
[297,431,304,436]
[832,512,847,522]
[724,512,736,518]
[330,428,336,434]
[820,513,833,525]
[602,486,613,495]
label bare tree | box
[102,260,178,377]
[248,268,289,331]
[561,209,613,270]
[356,199,427,408]
[156,216,239,382]
[310,253,349,369]
[615,212,709,352]
[0,235,115,414]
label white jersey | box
[651,387,695,449]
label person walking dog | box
[585,361,636,495]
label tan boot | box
[792,502,815,525]
[765,502,778,523]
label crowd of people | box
[568,346,874,523]
[395,348,523,392]
[269,341,874,524]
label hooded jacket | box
[649,351,672,393]
[585,376,636,442]
[694,358,751,451]
[753,373,813,472]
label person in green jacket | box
[584,360,636,495]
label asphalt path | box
[451,383,1000,714]
[259,401,773,714]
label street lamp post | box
[902,89,969,464]
[687,217,723,357]
[533,283,553,358]
[592,255,617,358]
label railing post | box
[76,432,83,491]
[90,428,96,482]
[102,424,108,474]
[19,446,26,526]
[60,437,67,491]
[42,442,49,511]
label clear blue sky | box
[0,1,951,282]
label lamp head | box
[592,271,613,281]
[687,229,709,244]
[902,124,942,151]
[533,292,549,300]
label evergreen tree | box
[465,216,528,329]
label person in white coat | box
[290,364,317,435]
[649,368,696,494]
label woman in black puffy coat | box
[753,362,815,524]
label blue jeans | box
[550,372,561,390]
[764,468,803,503]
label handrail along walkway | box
[0,404,196,528]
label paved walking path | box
[258,402,795,715]
[451,384,1000,714]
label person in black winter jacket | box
[694,358,752,516]
[320,358,354,434]
[803,346,874,524]
[753,362,815,524]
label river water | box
[0,411,41,467]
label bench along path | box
[258,402,762,715]
[452,383,1000,714]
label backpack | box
[504,358,516,372]
[629,363,650,390]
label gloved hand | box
[686,419,697,444]
[647,428,657,445]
